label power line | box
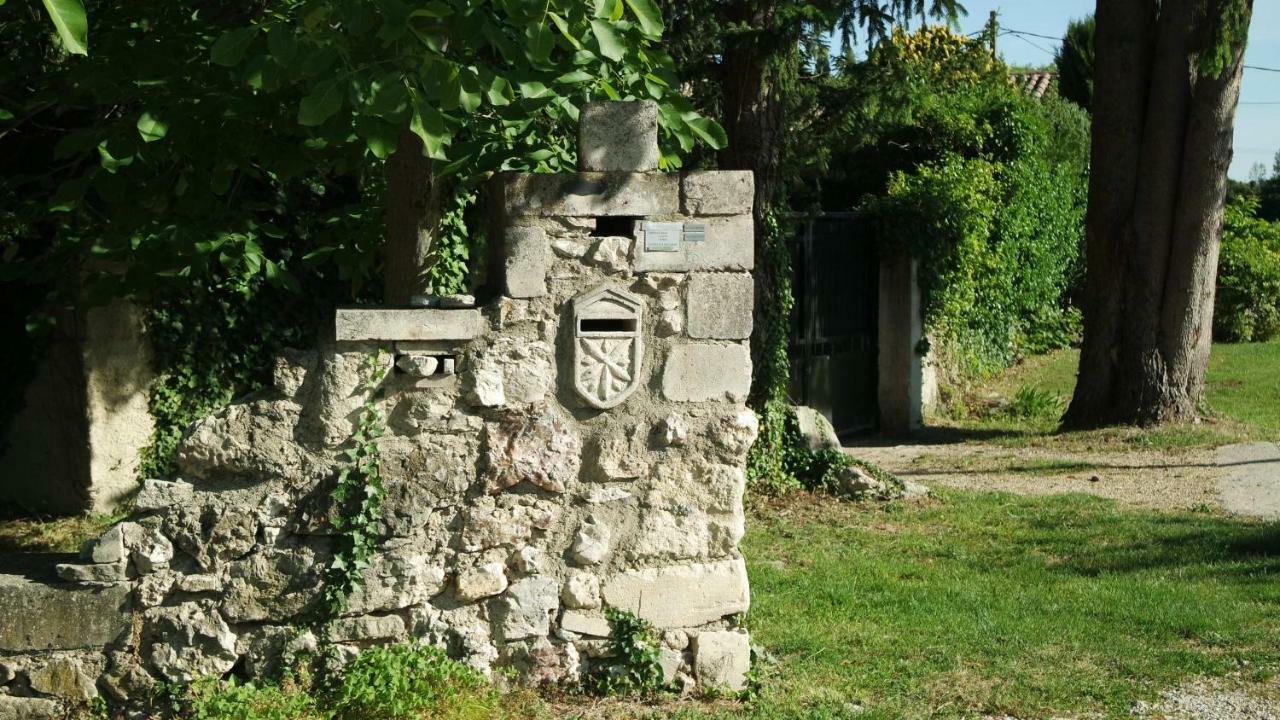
[1245,65,1280,73]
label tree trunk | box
[716,1,796,403]
[1064,0,1251,429]
[383,130,442,306]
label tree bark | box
[1064,0,1251,429]
[715,1,797,403]
[383,130,442,306]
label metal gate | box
[787,213,879,436]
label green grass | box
[1208,340,1280,438]
[721,492,1280,719]
[936,341,1280,447]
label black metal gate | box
[787,213,879,436]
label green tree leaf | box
[40,0,88,55]
[686,116,728,149]
[623,0,663,39]
[590,19,625,61]
[136,112,168,142]
[210,26,258,67]
[298,80,344,126]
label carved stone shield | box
[572,285,644,409]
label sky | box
[947,1,1280,180]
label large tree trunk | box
[383,130,443,306]
[1064,0,1251,429]
[716,1,795,403]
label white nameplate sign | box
[644,222,683,252]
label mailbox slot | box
[578,318,637,335]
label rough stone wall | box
[0,102,757,714]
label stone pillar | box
[0,301,154,514]
[877,254,930,434]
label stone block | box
[681,171,754,216]
[794,406,840,451]
[495,576,559,642]
[456,563,509,602]
[0,572,129,652]
[27,658,98,702]
[560,609,610,637]
[147,603,239,682]
[692,630,750,690]
[55,561,128,584]
[561,572,601,609]
[134,479,193,512]
[601,558,750,629]
[330,614,406,642]
[504,227,549,298]
[498,172,678,218]
[335,308,486,342]
[686,273,754,340]
[579,101,659,172]
[661,344,752,403]
[633,215,754,273]
[0,695,62,720]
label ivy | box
[585,607,664,697]
[321,350,390,622]
[745,208,802,495]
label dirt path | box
[849,436,1223,512]
[1216,441,1280,520]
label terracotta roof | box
[1009,71,1057,99]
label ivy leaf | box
[298,80,344,126]
[136,112,168,142]
[40,0,88,55]
[210,27,258,67]
[623,0,663,39]
[590,19,625,61]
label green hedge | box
[1215,196,1280,343]
[867,92,1087,380]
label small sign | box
[683,223,707,243]
[644,222,683,252]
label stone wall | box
[0,102,757,715]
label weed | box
[586,607,665,697]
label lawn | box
[933,340,1280,447]
[718,492,1280,719]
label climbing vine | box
[745,208,802,495]
[321,350,390,621]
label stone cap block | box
[681,171,754,216]
[579,101,660,173]
[335,308,486,342]
[498,172,678,218]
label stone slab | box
[0,571,130,652]
[661,344,752,403]
[335,308,486,343]
[686,273,754,340]
[579,101,659,173]
[1216,442,1280,520]
[504,227,549,298]
[681,171,754,216]
[634,215,754,273]
[601,558,750,629]
[498,172,678,218]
